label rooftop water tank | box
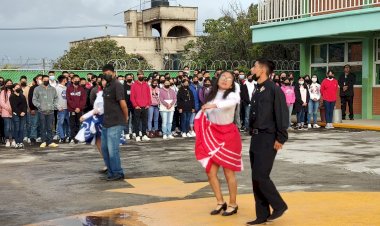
[151,0,169,8]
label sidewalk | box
[319,119,380,131]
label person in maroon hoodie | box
[66,75,87,143]
[130,70,152,142]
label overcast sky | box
[0,0,256,61]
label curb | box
[318,122,380,131]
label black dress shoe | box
[106,174,125,181]
[98,168,108,174]
[246,218,268,225]
[267,206,288,221]
[350,118,354,121]
[210,202,227,215]
[222,205,238,216]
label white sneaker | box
[36,137,42,143]
[53,135,59,140]
[11,141,16,148]
[182,133,187,138]
[125,134,130,140]
[5,140,10,147]
[15,144,19,149]
[23,137,28,142]
[132,133,137,139]
[139,131,142,137]
[19,143,24,149]
[186,132,192,137]
[163,135,168,140]
[135,136,141,142]
[142,135,151,141]
[48,143,59,148]
[27,138,31,143]
[330,123,335,129]
[325,123,331,129]
[40,142,47,148]
[308,124,312,129]
[168,135,175,139]
[313,124,321,129]
[190,131,196,137]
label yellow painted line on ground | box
[106,176,209,198]
[27,192,380,226]
[319,122,380,131]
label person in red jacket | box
[66,75,87,143]
[130,70,152,142]
[321,70,338,129]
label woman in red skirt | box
[194,71,242,216]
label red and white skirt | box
[194,112,243,173]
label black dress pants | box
[133,108,148,136]
[70,111,83,139]
[341,96,354,119]
[249,132,287,219]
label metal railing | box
[258,0,380,23]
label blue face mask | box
[49,76,55,81]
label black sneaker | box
[106,174,125,181]
[30,138,36,145]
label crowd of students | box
[0,64,355,149]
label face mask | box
[15,88,22,93]
[81,84,86,88]
[281,77,286,81]
[21,82,27,87]
[49,76,55,81]
[0,81,3,86]
[160,80,165,84]
[328,76,334,79]
[74,81,80,86]
[299,81,304,85]
[284,83,290,86]
[87,78,92,82]
[289,78,294,81]
[126,79,133,83]
[204,84,211,88]
[119,80,124,85]
[164,85,170,89]
[183,84,189,88]
[248,78,254,82]
[274,79,280,82]
[312,78,318,83]
[138,77,144,82]
[104,74,113,83]
[152,84,157,88]
[239,75,245,80]
[43,81,49,86]
[6,85,13,90]
[305,79,311,84]
[170,83,174,86]
[199,77,203,82]
[193,81,199,85]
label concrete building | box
[251,0,380,119]
[70,0,198,70]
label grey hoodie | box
[32,84,58,114]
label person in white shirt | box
[308,75,321,128]
[196,71,242,217]
[240,73,257,131]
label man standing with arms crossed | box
[101,64,129,181]
[246,58,289,225]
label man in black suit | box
[338,64,356,120]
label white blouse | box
[205,90,241,125]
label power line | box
[0,24,125,31]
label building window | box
[329,43,345,63]
[375,39,380,85]
[312,44,327,63]
[310,41,362,85]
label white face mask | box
[239,75,245,80]
[49,76,55,81]
[119,80,124,85]
[299,81,304,85]
[312,78,317,83]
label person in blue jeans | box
[189,77,201,137]
[28,75,42,145]
[147,80,160,138]
[10,83,28,149]
[101,64,129,181]
[55,75,70,142]
[159,80,177,139]
[177,79,195,138]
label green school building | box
[251,0,380,119]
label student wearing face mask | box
[28,75,42,145]
[321,70,338,129]
[281,78,296,129]
[10,83,28,149]
[188,77,201,137]
[130,70,151,142]
[199,78,213,105]
[67,75,87,144]
[273,74,281,86]
[307,75,321,129]
[177,80,195,137]
[0,77,4,144]
[32,75,59,148]
[159,80,177,140]
[147,80,160,138]
[241,74,257,131]
[0,80,15,148]
[123,74,134,140]
[294,77,310,130]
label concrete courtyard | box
[0,128,379,226]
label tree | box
[182,3,299,71]
[54,39,151,70]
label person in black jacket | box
[338,64,356,120]
[177,79,195,137]
[123,74,134,139]
[28,75,42,145]
[240,74,257,131]
[294,76,310,130]
[10,83,28,149]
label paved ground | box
[1,128,380,226]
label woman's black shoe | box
[210,202,227,215]
[222,205,238,216]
